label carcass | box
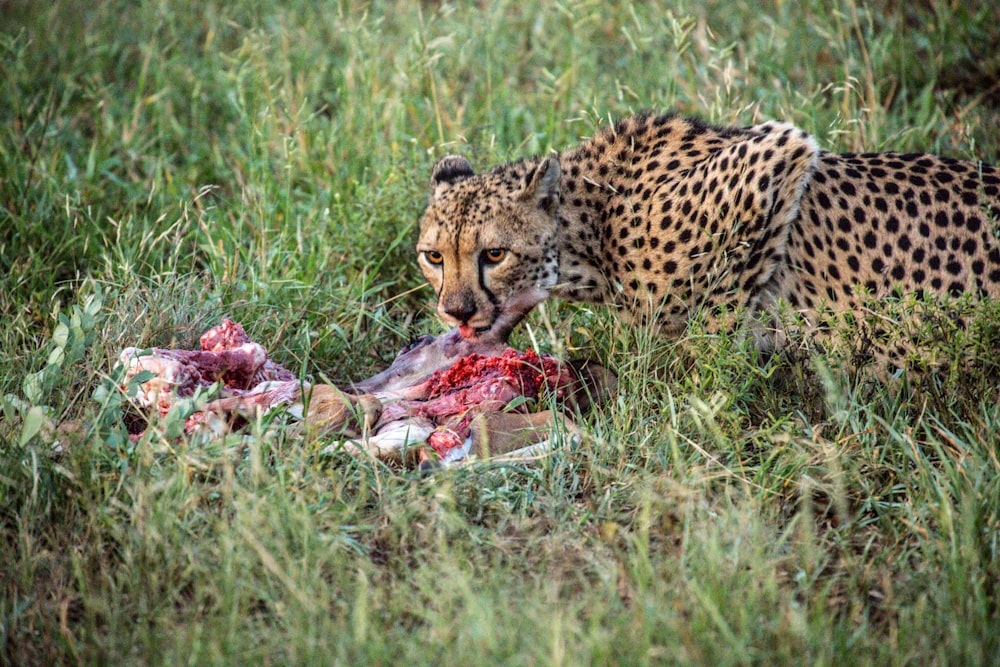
[119,320,614,467]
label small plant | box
[3,286,104,447]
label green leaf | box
[92,384,110,404]
[127,370,159,386]
[126,370,159,397]
[52,322,70,350]
[503,395,535,412]
[22,370,47,405]
[83,287,104,318]
[20,405,49,446]
[2,393,29,421]
[47,347,65,367]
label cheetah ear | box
[519,156,561,214]
[430,155,475,197]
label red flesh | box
[124,320,296,434]
[379,348,576,457]
[125,322,580,460]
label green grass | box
[2,0,1000,663]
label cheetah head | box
[417,155,562,341]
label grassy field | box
[2,0,1000,663]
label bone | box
[350,329,509,395]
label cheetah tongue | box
[458,325,477,339]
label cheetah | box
[416,112,1000,367]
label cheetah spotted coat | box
[417,113,1000,361]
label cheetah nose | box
[443,301,477,323]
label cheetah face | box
[417,156,562,341]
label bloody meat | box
[120,320,296,432]
[121,321,583,460]
[377,348,577,457]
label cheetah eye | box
[482,248,508,265]
[424,250,444,266]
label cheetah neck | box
[550,152,618,304]
[526,113,820,340]
[545,115,714,305]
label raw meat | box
[375,348,576,457]
[119,319,297,435]
[118,321,614,465]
